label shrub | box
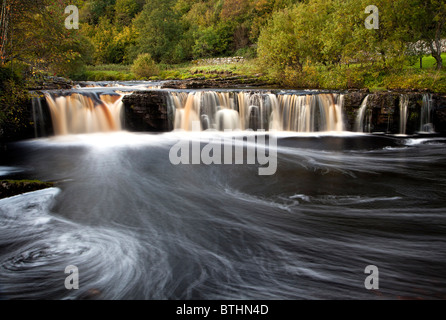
[0,66,32,142]
[131,54,160,79]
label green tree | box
[84,16,136,64]
[192,24,232,58]
[115,0,145,27]
[1,0,92,76]
[411,0,446,70]
[81,0,116,25]
[133,0,185,63]
[1,0,45,65]
[257,6,300,78]
[257,1,333,75]
[131,53,159,78]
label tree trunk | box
[434,55,443,70]
[432,21,443,70]
[430,39,443,71]
[0,0,10,65]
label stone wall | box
[192,57,246,66]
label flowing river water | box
[0,83,445,300]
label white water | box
[399,95,409,135]
[2,132,446,300]
[169,91,345,133]
[44,92,126,135]
[32,97,47,138]
[36,87,439,138]
[420,93,435,133]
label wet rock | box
[123,91,172,132]
[433,94,446,133]
[343,91,369,108]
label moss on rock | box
[0,180,55,199]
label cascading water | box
[399,95,409,135]
[44,92,125,135]
[32,97,48,138]
[355,95,371,133]
[169,91,345,133]
[420,93,435,133]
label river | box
[0,83,445,300]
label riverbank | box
[74,54,446,93]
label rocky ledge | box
[161,75,272,89]
[343,90,446,133]
[27,76,74,91]
[123,89,446,134]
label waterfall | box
[420,93,435,133]
[32,97,47,138]
[355,95,371,133]
[169,91,345,133]
[317,94,345,132]
[44,92,125,135]
[399,95,409,135]
[41,89,348,136]
[276,95,316,132]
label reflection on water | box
[1,132,446,300]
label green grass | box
[79,60,261,82]
[80,64,135,81]
[156,61,261,80]
[86,64,132,72]
[82,71,135,81]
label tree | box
[257,1,333,76]
[257,6,301,77]
[0,0,92,76]
[192,25,232,58]
[412,0,446,70]
[115,0,145,27]
[81,0,116,25]
[131,53,159,78]
[0,0,45,65]
[133,0,186,63]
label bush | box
[0,66,32,142]
[131,53,160,79]
[383,70,446,93]
[234,46,257,59]
[192,25,232,59]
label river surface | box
[1,130,446,300]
